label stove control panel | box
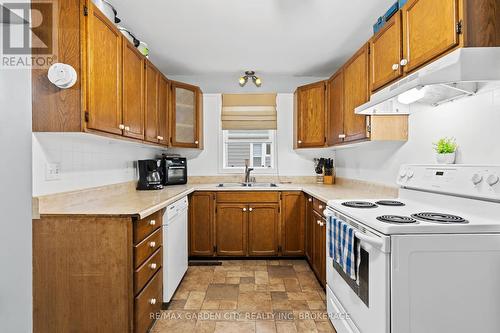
[398,165,500,202]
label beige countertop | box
[35,179,398,219]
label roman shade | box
[221,93,277,130]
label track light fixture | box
[239,70,262,87]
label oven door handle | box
[354,231,384,249]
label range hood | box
[356,47,500,115]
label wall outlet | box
[45,163,61,181]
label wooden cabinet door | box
[157,75,170,146]
[144,61,159,143]
[402,0,460,73]
[370,11,403,91]
[281,192,305,256]
[86,2,122,135]
[343,43,370,143]
[326,70,345,146]
[295,81,326,148]
[171,81,201,148]
[312,211,326,286]
[189,192,215,256]
[122,39,144,140]
[216,204,247,256]
[305,196,314,263]
[248,204,279,256]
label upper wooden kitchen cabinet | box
[248,204,280,256]
[401,0,460,73]
[294,81,327,148]
[170,81,203,148]
[370,11,403,92]
[189,192,215,257]
[326,70,345,146]
[122,40,145,140]
[31,0,204,149]
[342,43,370,143]
[85,2,123,136]
[157,75,171,146]
[144,61,160,143]
[281,192,306,256]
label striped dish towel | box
[328,216,360,283]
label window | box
[222,130,276,170]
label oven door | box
[325,208,391,333]
[166,166,187,185]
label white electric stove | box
[324,165,500,333]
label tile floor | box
[151,259,336,333]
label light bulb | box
[254,77,262,86]
[239,76,247,86]
[397,87,425,104]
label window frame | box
[219,129,277,174]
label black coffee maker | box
[137,159,163,190]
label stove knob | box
[407,170,414,179]
[471,173,483,185]
[486,174,499,186]
[399,169,407,178]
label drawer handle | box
[149,219,156,226]
[149,263,157,270]
[149,298,157,305]
[149,241,156,248]
[318,205,323,209]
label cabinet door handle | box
[157,136,164,140]
[317,220,321,225]
[392,63,399,71]
[249,207,253,212]
[149,219,156,226]
[149,263,157,270]
[400,59,408,67]
[298,140,302,144]
[338,134,346,139]
[195,140,199,144]
[308,198,312,202]
[318,205,323,209]
[149,241,156,248]
[243,208,247,212]
[149,298,157,305]
[118,124,125,130]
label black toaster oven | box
[161,156,187,185]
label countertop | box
[34,180,398,219]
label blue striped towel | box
[328,215,360,283]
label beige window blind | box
[221,93,277,130]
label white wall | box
[172,93,332,176]
[335,87,500,186]
[32,133,167,196]
[0,54,33,333]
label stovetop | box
[327,195,499,235]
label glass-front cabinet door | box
[170,81,202,148]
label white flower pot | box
[436,152,456,164]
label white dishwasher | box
[162,196,188,303]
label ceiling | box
[113,0,396,78]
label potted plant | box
[433,137,458,164]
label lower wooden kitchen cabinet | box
[188,191,306,258]
[306,197,327,287]
[33,209,164,333]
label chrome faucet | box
[244,159,254,184]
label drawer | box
[134,228,162,268]
[217,191,279,203]
[134,247,162,295]
[135,270,162,333]
[134,210,162,245]
[313,198,326,215]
